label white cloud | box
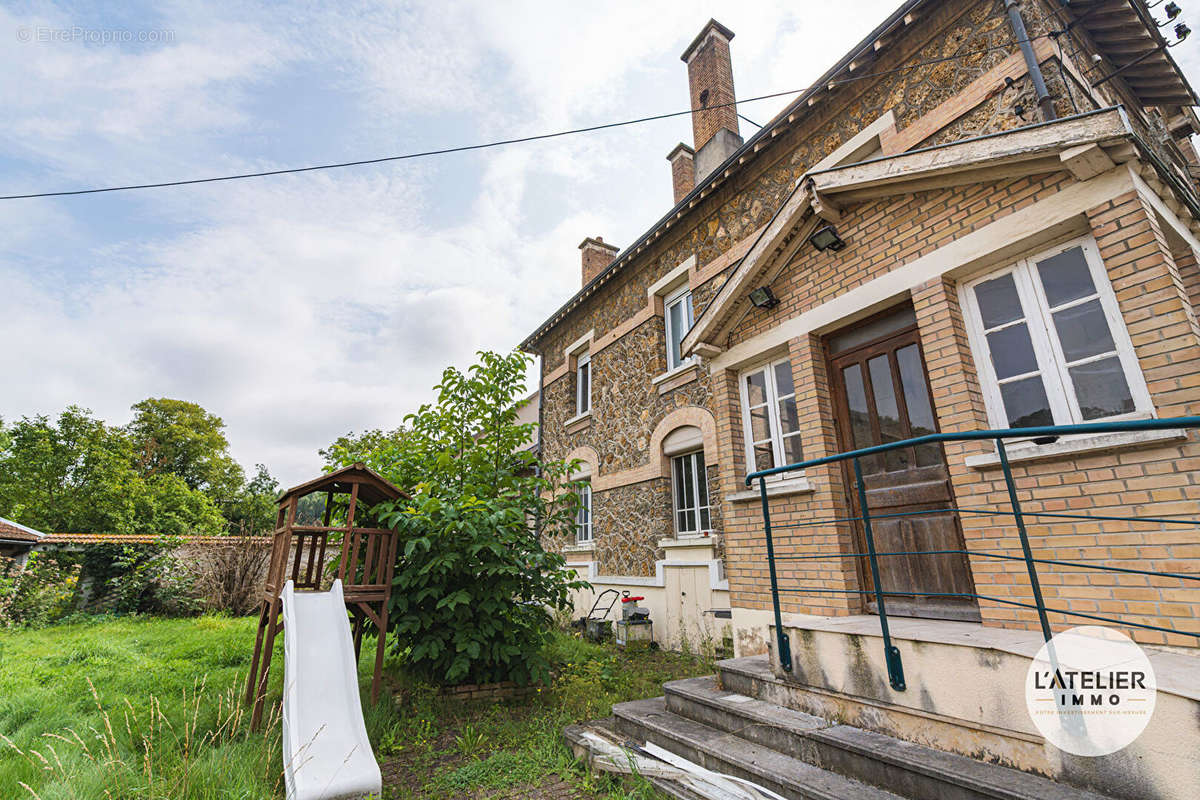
[5,0,1196,490]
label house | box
[0,516,45,566]
[527,1,1200,795]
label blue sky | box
[2,1,1197,487]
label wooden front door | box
[827,306,979,622]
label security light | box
[748,286,779,309]
[808,225,846,252]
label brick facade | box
[525,1,1200,648]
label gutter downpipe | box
[1005,0,1057,121]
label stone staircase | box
[566,655,1120,800]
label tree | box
[126,398,243,498]
[0,407,139,534]
[0,406,223,538]
[325,351,586,686]
[224,464,280,535]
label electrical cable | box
[1,33,1067,202]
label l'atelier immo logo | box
[1024,626,1157,757]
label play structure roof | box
[277,463,408,508]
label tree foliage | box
[0,404,271,538]
[325,351,586,686]
[126,398,244,497]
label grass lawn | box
[0,615,713,799]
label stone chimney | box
[681,19,743,184]
[666,143,695,205]
[579,236,620,286]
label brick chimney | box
[579,236,620,286]
[666,143,695,205]
[681,19,743,183]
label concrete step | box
[664,674,1118,800]
[612,696,907,800]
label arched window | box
[663,426,710,537]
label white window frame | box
[575,481,592,543]
[960,235,1152,430]
[575,352,591,415]
[738,357,804,479]
[664,284,695,371]
[671,450,711,537]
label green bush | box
[105,543,200,616]
[329,351,587,686]
[0,552,81,627]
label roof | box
[0,517,44,543]
[40,533,271,545]
[1066,0,1197,107]
[277,462,408,507]
[681,106,1174,355]
[520,0,1198,352]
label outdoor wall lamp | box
[748,286,779,309]
[808,224,846,252]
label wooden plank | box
[1060,143,1117,181]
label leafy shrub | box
[105,543,200,616]
[331,351,587,687]
[0,552,81,627]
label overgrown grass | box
[377,634,715,799]
[0,614,288,799]
[0,616,714,799]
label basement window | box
[961,236,1152,429]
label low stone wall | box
[440,680,538,702]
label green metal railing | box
[746,416,1200,691]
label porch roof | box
[680,106,1200,357]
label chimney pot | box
[579,236,620,286]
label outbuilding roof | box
[0,517,44,543]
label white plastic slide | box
[280,579,383,800]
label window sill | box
[564,410,592,434]
[963,426,1188,469]
[659,534,716,549]
[562,542,595,554]
[652,361,699,394]
[726,477,813,503]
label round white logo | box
[1025,625,1156,756]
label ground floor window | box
[672,450,711,535]
[575,482,592,543]
[739,357,804,475]
[961,237,1150,429]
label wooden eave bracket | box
[805,179,842,223]
[1060,143,1117,181]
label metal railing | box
[746,416,1200,691]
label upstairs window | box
[672,450,711,536]
[665,286,694,371]
[575,481,592,543]
[739,358,804,475]
[962,238,1150,429]
[575,352,591,415]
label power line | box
[0,35,1058,201]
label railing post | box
[995,439,1053,644]
[853,457,906,691]
[759,477,792,673]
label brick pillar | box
[1087,191,1200,417]
[666,143,695,205]
[578,237,619,287]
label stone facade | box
[524,0,1200,653]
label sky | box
[2,1,1198,488]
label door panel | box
[828,307,980,622]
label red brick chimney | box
[666,143,695,205]
[681,19,742,183]
[579,236,620,286]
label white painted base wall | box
[565,538,730,653]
